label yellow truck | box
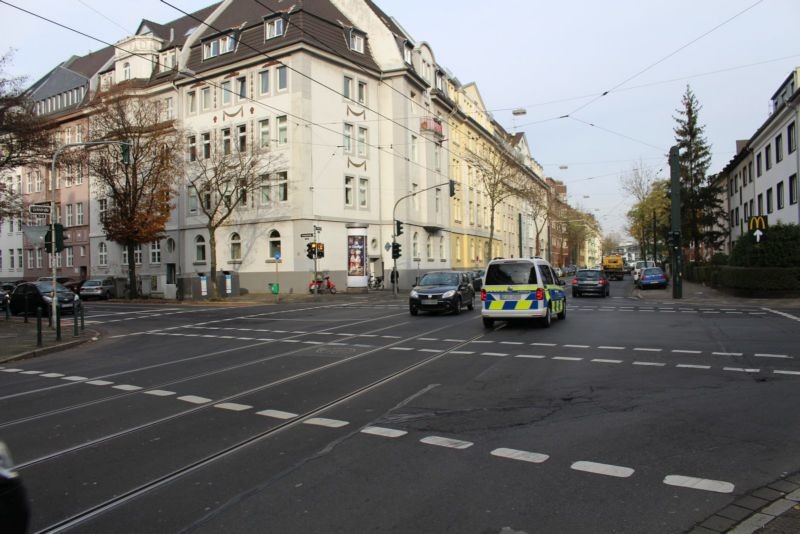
[601,254,625,281]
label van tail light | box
[571,277,578,286]
[599,279,606,286]
[535,288,544,300]
[481,289,486,301]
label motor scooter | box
[309,275,337,294]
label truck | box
[601,254,625,281]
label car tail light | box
[571,277,578,286]
[599,279,606,285]
[661,274,667,280]
[481,289,486,301]
[535,288,544,300]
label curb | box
[689,472,800,533]
[0,329,101,365]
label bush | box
[729,223,800,267]
[717,266,800,294]
[710,253,729,266]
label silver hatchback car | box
[79,277,116,300]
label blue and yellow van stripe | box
[483,285,542,311]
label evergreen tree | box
[672,85,726,260]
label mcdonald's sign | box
[747,216,768,231]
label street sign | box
[300,233,313,238]
[273,252,281,261]
[29,204,51,214]
[747,216,768,243]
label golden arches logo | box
[748,216,767,231]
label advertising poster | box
[347,235,366,276]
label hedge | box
[717,266,800,293]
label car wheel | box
[104,291,111,300]
[540,306,551,328]
[557,301,566,320]
[482,317,494,329]
[452,297,462,315]
[409,305,419,316]
[466,295,474,311]
[572,291,580,298]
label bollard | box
[73,304,79,337]
[55,303,61,342]
[36,307,42,347]
[80,302,85,331]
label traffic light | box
[121,143,131,165]
[449,179,456,197]
[306,242,316,259]
[395,220,404,236]
[391,242,401,259]
[669,231,681,248]
[44,223,66,253]
[316,242,325,258]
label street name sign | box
[29,205,51,215]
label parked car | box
[637,267,668,290]
[409,271,475,316]
[571,269,609,298]
[481,257,566,328]
[79,277,117,300]
[631,261,656,283]
[468,269,485,291]
[37,276,74,285]
[8,281,80,316]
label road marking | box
[113,384,142,391]
[420,436,473,449]
[564,344,589,349]
[419,349,440,353]
[723,367,760,373]
[773,370,800,376]
[713,352,743,356]
[763,307,800,322]
[472,340,493,344]
[755,353,791,359]
[592,359,622,364]
[178,395,212,404]
[450,351,475,355]
[633,361,665,367]
[40,373,64,378]
[390,347,413,351]
[303,341,324,345]
[419,338,438,341]
[703,311,720,314]
[726,311,743,315]
[304,417,348,428]
[2,368,22,373]
[86,379,113,385]
[500,341,524,345]
[361,427,407,438]
[256,409,297,419]
[553,356,583,361]
[677,364,711,369]
[672,349,702,354]
[516,354,547,359]
[20,370,43,375]
[491,448,549,463]
[571,461,634,478]
[444,339,465,342]
[634,348,662,352]
[482,352,508,357]
[663,475,734,493]
[598,346,625,350]
[144,390,175,397]
[531,343,557,347]
[61,376,88,381]
[215,403,252,412]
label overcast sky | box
[2,0,798,239]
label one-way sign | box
[29,204,51,215]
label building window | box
[187,135,197,161]
[259,119,270,148]
[349,31,364,53]
[230,232,241,260]
[165,97,174,120]
[404,44,413,64]
[98,198,108,222]
[357,126,368,158]
[777,181,785,210]
[426,235,432,259]
[766,187,773,213]
[188,187,198,214]
[66,204,73,226]
[27,249,33,269]
[150,241,161,264]
[435,188,441,213]
[343,123,353,153]
[237,124,247,152]
[412,232,419,258]
[268,230,281,259]
[195,235,206,262]
[344,176,354,207]
[790,174,798,206]
[357,81,367,105]
[203,33,236,60]
[410,134,418,162]
[358,177,368,208]
[765,145,772,170]
[66,247,74,267]
[439,237,445,259]
[757,193,763,215]
[236,76,247,100]
[35,172,42,192]
[202,133,211,159]
[221,128,231,155]
[122,62,130,80]
[776,134,783,163]
[76,203,84,225]
[187,91,196,114]
[221,80,232,105]
[343,76,353,100]
[260,172,288,204]
[201,87,211,110]
[277,116,287,144]
[277,66,287,91]
[98,242,107,266]
[133,244,143,265]
[789,122,796,154]
[756,153,762,177]
[7,249,12,269]
[259,70,269,95]
[265,17,285,39]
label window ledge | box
[193,261,207,266]
[265,259,282,264]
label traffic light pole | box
[50,140,131,320]
[669,145,683,299]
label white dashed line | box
[633,348,662,352]
[633,361,665,367]
[491,448,549,463]
[178,395,212,404]
[598,346,625,350]
[713,352,743,356]
[144,390,175,397]
[86,380,113,386]
[531,342,557,347]
[592,359,623,364]
[418,338,438,341]
[516,354,547,359]
[304,417,348,428]
[500,341,524,345]
[444,339,465,342]
[215,403,252,412]
[672,349,702,354]
[390,347,413,351]
[571,461,634,478]
[361,427,408,438]
[113,384,142,391]
[20,370,43,375]
[2,368,22,373]
[723,367,760,373]
[774,370,800,376]
[450,351,475,355]
[482,352,508,357]
[564,344,589,349]
[676,364,711,369]
[755,353,790,359]
[663,475,734,493]
[419,349,441,353]
[61,376,88,382]
[420,436,474,449]
[256,409,297,419]
[553,356,582,361]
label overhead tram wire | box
[0,1,456,188]
[569,117,666,153]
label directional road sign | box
[747,216,768,243]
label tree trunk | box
[208,228,218,299]
[127,242,138,299]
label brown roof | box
[63,46,115,78]
[138,2,222,50]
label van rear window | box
[485,262,537,285]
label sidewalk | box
[634,279,800,309]
[0,314,95,364]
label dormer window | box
[122,62,131,80]
[203,33,236,60]
[265,16,285,39]
[349,30,365,54]
[404,44,413,64]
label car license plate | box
[501,293,521,301]
[422,299,438,306]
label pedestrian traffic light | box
[316,242,325,258]
[391,242,401,259]
[306,242,316,259]
[44,223,66,253]
[395,220,404,237]
[449,179,456,197]
[121,143,131,165]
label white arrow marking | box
[754,229,763,242]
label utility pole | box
[652,208,657,265]
[669,145,683,299]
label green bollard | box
[55,304,61,341]
[36,307,42,347]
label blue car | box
[637,267,668,289]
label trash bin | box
[270,283,279,295]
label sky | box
[1,0,798,239]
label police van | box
[480,257,567,328]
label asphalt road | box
[2,279,800,533]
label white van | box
[632,261,656,282]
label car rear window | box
[643,268,663,275]
[577,270,601,280]
[485,262,537,285]
[84,281,101,287]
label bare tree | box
[525,185,556,257]
[87,86,183,298]
[187,139,284,299]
